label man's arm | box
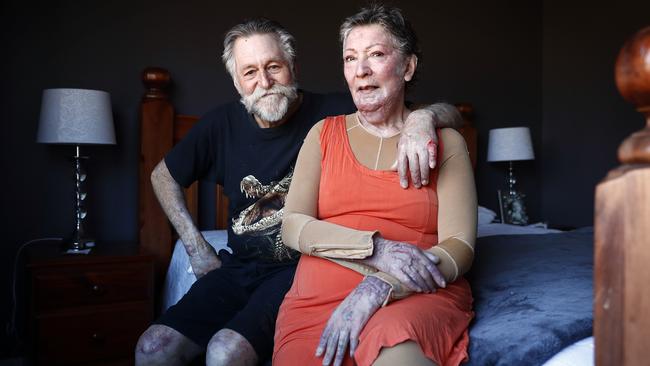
[396,103,464,188]
[421,103,465,129]
[151,160,220,278]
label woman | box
[273,5,477,366]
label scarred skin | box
[361,236,446,293]
[135,324,202,365]
[206,329,259,366]
[316,276,391,366]
[150,161,221,278]
[396,104,463,188]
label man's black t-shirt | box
[165,91,355,262]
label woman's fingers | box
[322,331,340,366]
[407,266,431,292]
[423,252,440,264]
[316,325,331,357]
[422,252,446,288]
[332,329,349,366]
[405,247,443,292]
[415,264,436,292]
[349,327,360,358]
[429,263,447,288]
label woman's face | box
[343,24,416,114]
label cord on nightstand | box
[6,238,63,345]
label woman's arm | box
[282,120,377,258]
[428,128,477,281]
[368,128,477,302]
[283,120,458,296]
[283,122,476,303]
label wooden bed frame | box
[138,26,650,365]
[593,26,650,366]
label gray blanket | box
[465,228,593,365]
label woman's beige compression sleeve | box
[281,120,377,259]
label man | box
[135,18,462,366]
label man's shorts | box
[156,251,297,361]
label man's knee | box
[135,324,200,366]
[206,329,258,366]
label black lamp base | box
[64,145,95,255]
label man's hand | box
[394,109,438,189]
[361,236,446,293]
[187,238,221,279]
[316,276,390,366]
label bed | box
[138,25,650,364]
[159,221,593,366]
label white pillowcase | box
[478,206,497,225]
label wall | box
[541,0,650,227]
[15,0,643,356]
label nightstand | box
[26,241,154,366]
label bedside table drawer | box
[32,261,153,311]
[34,303,150,365]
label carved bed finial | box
[142,67,171,100]
[615,26,650,164]
[455,103,474,127]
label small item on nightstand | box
[500,190,529,225]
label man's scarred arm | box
[151,160,220,278]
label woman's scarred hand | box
[316,276,391,366]
[363,236,446,293]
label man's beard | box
[240,83,299,123]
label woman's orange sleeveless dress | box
[273,116,473,366]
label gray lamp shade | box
[487,127,534,162]
[37,88,116,145]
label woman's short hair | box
[222,18,296,80]
[339,4,421,60]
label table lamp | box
[487,127,534,224]
[37,88,116,253]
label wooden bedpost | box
[139,67,174,285]
[594,26,650,366]
[455,103,478,169]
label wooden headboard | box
[138,67,477,282]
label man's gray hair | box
[222,18,297,79]
[340,4,421,82]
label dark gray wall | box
[2,0,645,356]
[541,1,650,227]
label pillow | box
[478,206,497,225]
